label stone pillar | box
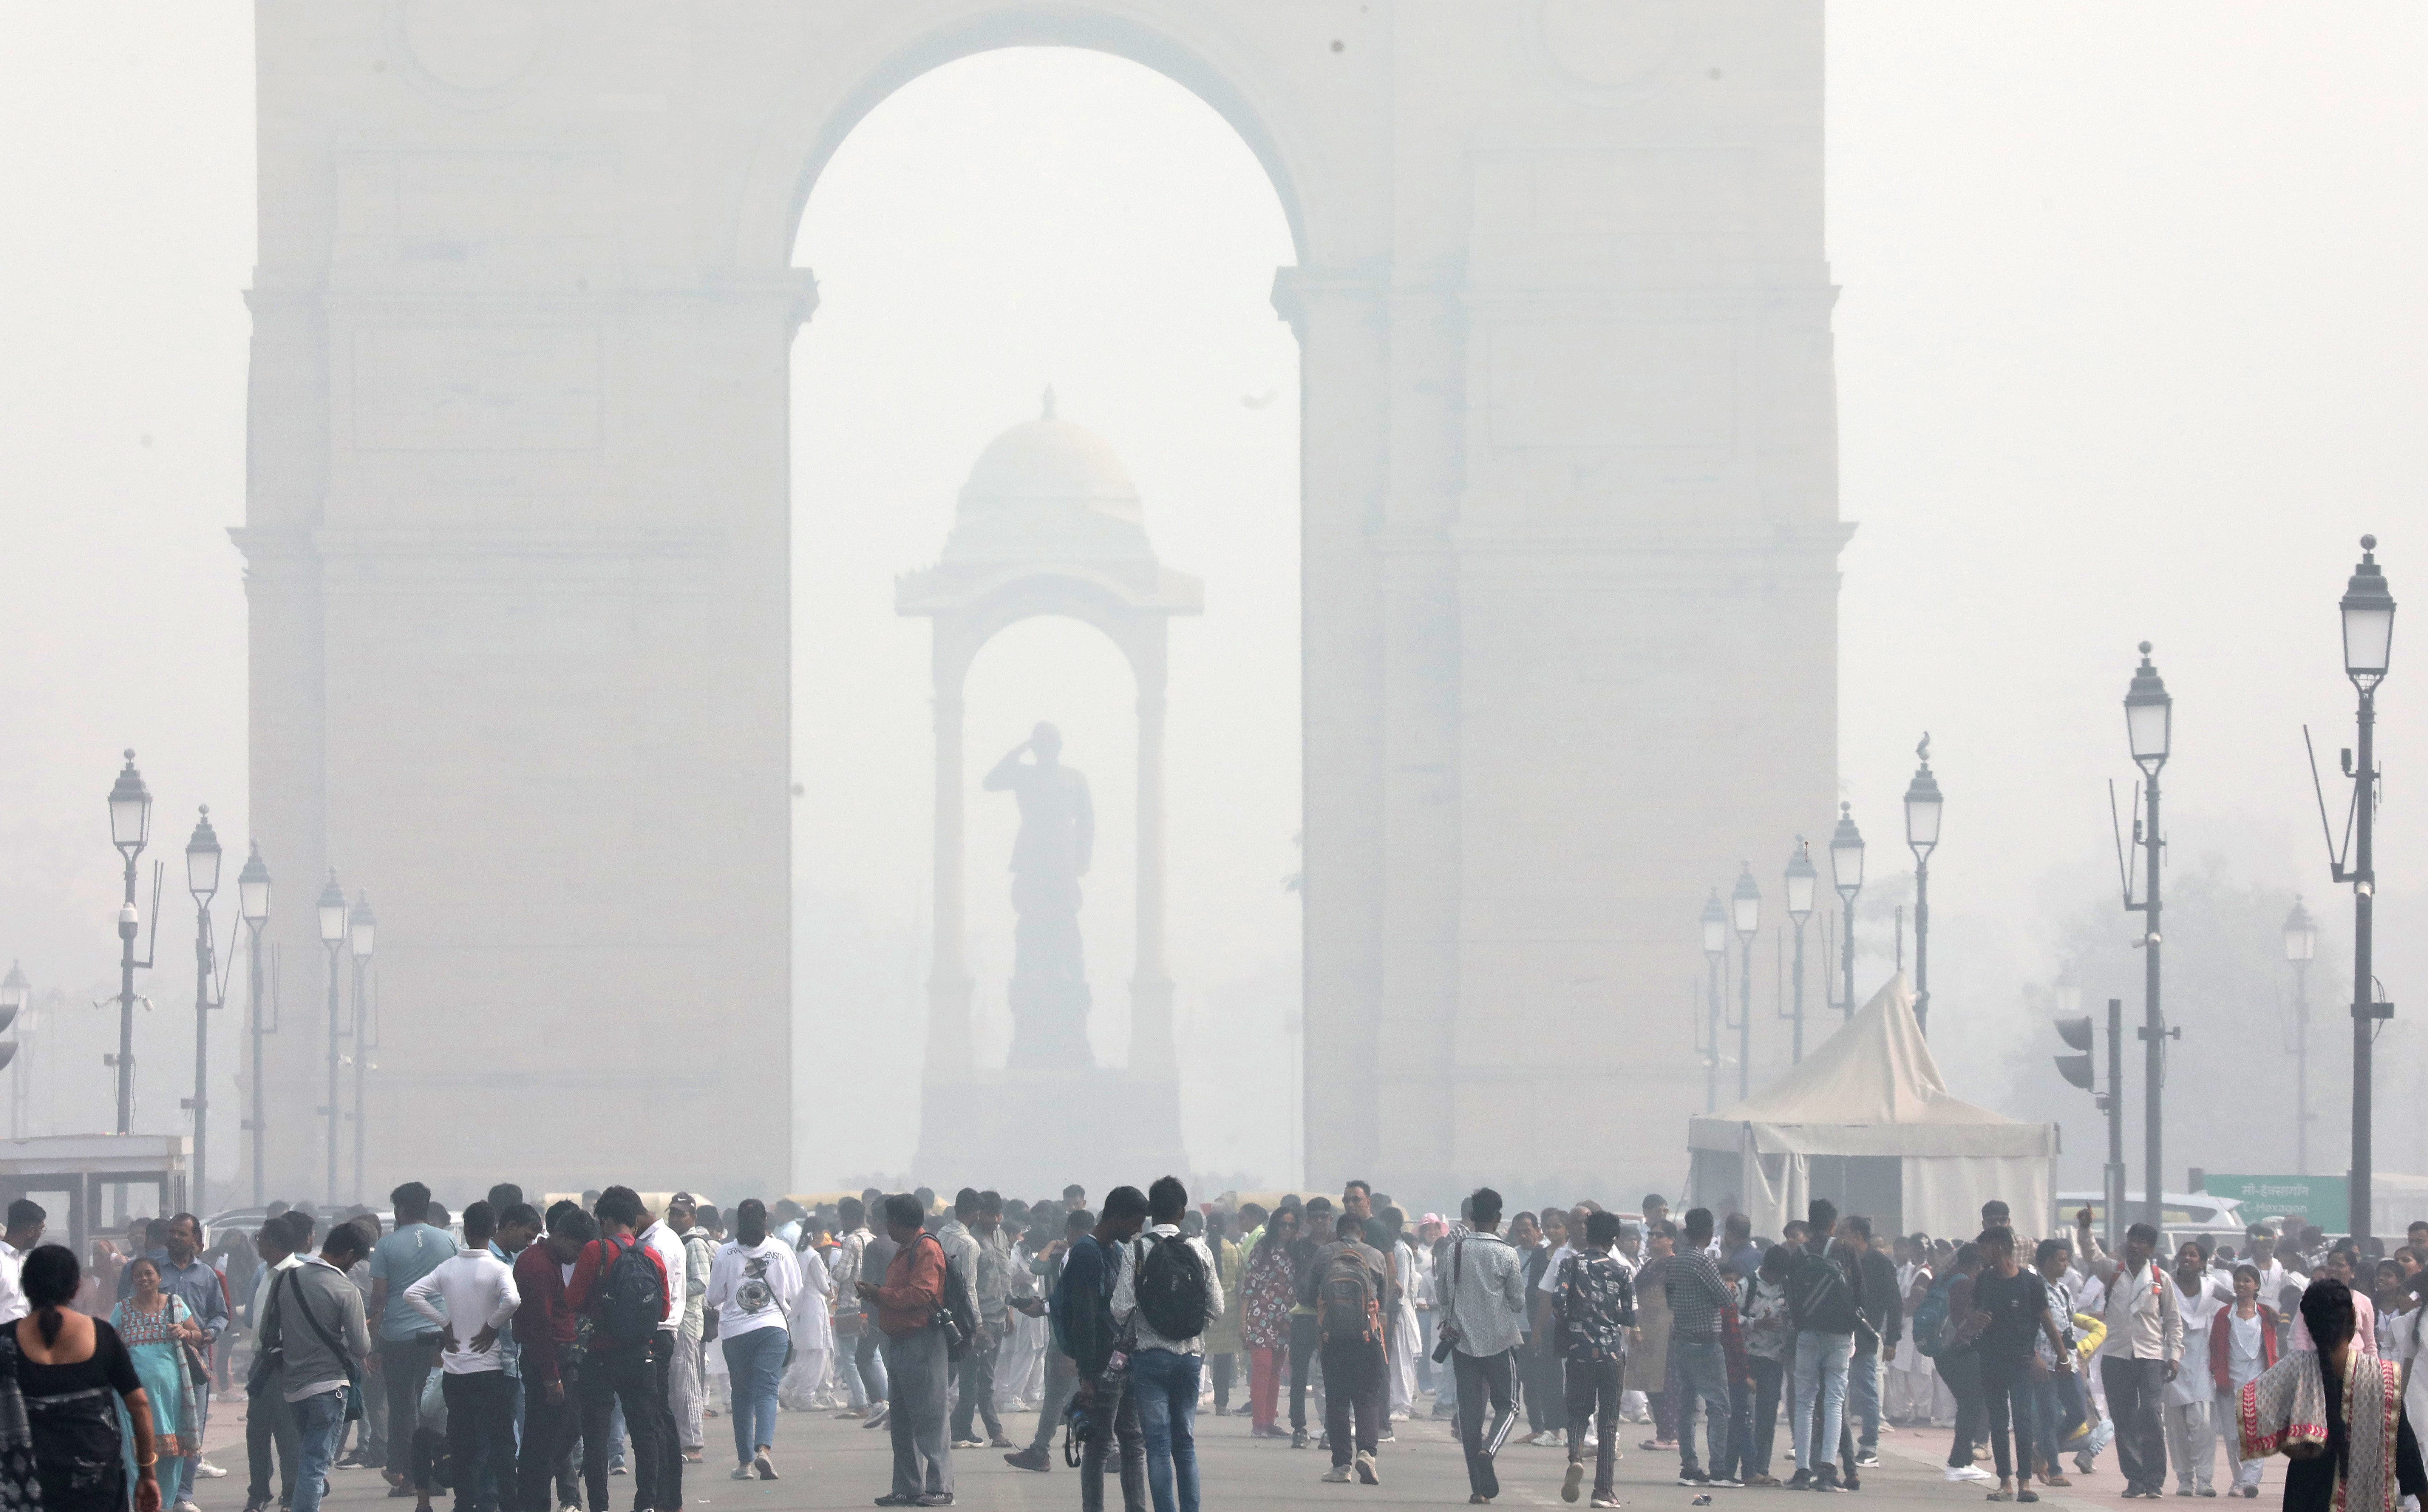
[1274,264,1391,1189]
[1128,628,1175,1078]
[926,635,974,1077]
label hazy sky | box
[1,5,2422,1191]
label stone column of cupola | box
[924,632,975,1077]
[1128,626,1176,1080]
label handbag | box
[279,1269,365,1422]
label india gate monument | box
[241,2,1844,1199]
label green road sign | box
[2204,1173,2350,1225]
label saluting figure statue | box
[983,722,1096,1067]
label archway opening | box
[788,46,1301,1188]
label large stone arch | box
[244,1,1843,1206]
[729,1,1329,269]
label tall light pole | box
[317,871,348,1206]
[1783,840,1816,1061]
[237,843,271,1205]
[183,808,221,1211]
[2337,536,2395,1248]
[349,891,376,1203]
[107,751,155,1135]
[2283,896,2317,1175]
[1730,864,1760,1098]
[1700,890,1727,1113]
[2124,642,2174,1231]
[1829,803,1865,1018]
[1903,738,1943,1034]
[0,964,25,1133]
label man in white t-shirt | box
[404,1201,522,1510]
[0,1198,45,1324]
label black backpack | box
[1788,1245,1858,1335]
[930,1235,981,1362]
[599,1237,665,1344]
[1133,1232,1212,1342]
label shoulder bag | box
[278,1269,363,1422]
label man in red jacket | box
[513,1206,594,1512]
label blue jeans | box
[289,1390,350,1512]
[722,1325,789,1464]
[1849,1342,1882,1450]
[1131,1348,1203,1512]
[1790,1331,1855,1472]
[1675,1338,1735,1475]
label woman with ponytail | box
[4,1242,163,1509]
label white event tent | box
[1686,974,2057,1241]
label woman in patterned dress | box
[1240,1207,1302,1438]
[109,1259,199,1464]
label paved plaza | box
[203,1397,2271,1512]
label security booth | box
[0,1135,191,1258]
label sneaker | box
[1679,1469,1712,1486]
[1321,1465,1354,1483]
[2198,1490,2218,1498]
[1811,1467,1842,1493]
[2243,1488,2259,1498]
[1785,1470,1811,1490]
[198,1461,230,1479]
[1593,1498,1624,1509]
[731,1466,757,1481]
[1564,1462,1586,1503]
[837,1407,869,1418]
[174,1502,201,1512]
[1842,1473,1860,1491]
[1713,1476,1745,1488]
[1355,1450,1380,1486]
[1292,1428,1311,1449]
[864,1403,892,1430]
[952,1437,984,1450]
[1377,1431,1397,1444]
[1947,1465,1996,1483]
[988,1434,1015,1449]
[1856,1452,1881,1468]
[2177,1489,2195,1498]
[1005,1446,1051,1472]
[754,1451,778,1480]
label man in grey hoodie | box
[263,1217,374,1512]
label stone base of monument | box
[912,1067,1189,1197]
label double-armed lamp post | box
[182,808,221,1208]
[1902,740,1943,1034]
[1731,864,1760,1099]
[107,753,155,1135]
[1700,890,1727,1114]
[1783,839,1816,1061]
[2283,896,2317,1175]
[237,843,271,1205]
[1828,803,1864,1018]
[2335,537,2395,1245]
[2122,642,2175,1231]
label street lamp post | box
[1784,839,1816,1062]
[2124,642,2174,1232]
[1829,803,1865,1018]
[107,752,154,1135]
[183,808,221,1212]
[2284,896,2317,1175]
[1701,890,1727,1113]
[349,891,376,1203]
[1903,738,1943,1034]
[1731,864,1760,1098]
[317,872,348,1206]
[237,843,270,1205]
[2337,536,2395,1248]
[0,964,25,1132]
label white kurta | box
[778,1242,836,1410]
[1389,1243,1420,1416]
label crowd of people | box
[0,1181,2425,1512]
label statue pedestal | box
[912,1067,1189,1197]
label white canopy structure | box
[1686,975,2057,1241]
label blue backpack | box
[1910,1270,1956,1358]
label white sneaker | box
[196,1460,229,1478]
[1946,1464,1995,1483]
[731,1466,756,1480]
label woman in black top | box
[3,1243,163,1511]
[1954,1228,2070,1503]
